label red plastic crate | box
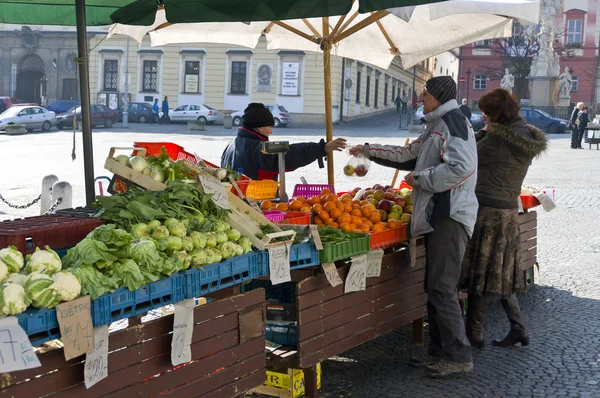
[0,216,105,254]
[520,195,540,210]
[133,141,198,164]
[278,211,312,225]
[369,224,407,249]
[292,184,335,198]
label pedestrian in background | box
[577,106,589,149]
[461,88,547,349]
[402,91,408,114]
[152,98,161,124]
[161,96,170,124]
[459,98,472,121]
[350,76,478,378]
[394,94,402,113]
[570,102,584,149]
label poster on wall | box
[185,75,199,93]
[97,93,107,106]
[108,93,119,110]
[281,62,299,96]
[256,63,273,93]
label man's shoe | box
[409,354,439,368]
[424,359,473,378]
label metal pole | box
[323,19,334,185]
[75,0,96,205]
[122,36,130,127]
[278,153,287,202]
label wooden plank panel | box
[522,247,537,262]
[298,293,427,353]
[520,238,537,252]
[520,229,536,243]
[518,211,536,224]
[521,257,537,270]
[201,370,266,398]
[298,306,426,368]
[519,219,537,233]
[298,271,425,325]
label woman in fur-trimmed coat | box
[460,88,547,349]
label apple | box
[352,187,361,195]
[384,192,395,201]
[403,205,413,214]
[377,200,392,213]
[384,185,393,191]
[394,197,406,207]
[387,212,400,220]
[404,194,413,205]
[400,213,412,223]
[355,165,368,177]
[378,209,388,221]
[399,188,410,196]
[343,165,355,176]
[373,191,385,201]
[391,205,403,215]
[369,199,379,207]
[365,189,375,197]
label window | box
[356,70,362,103]
[184,61,200,93]
[567,20,582,44]
[103,60,118,92]
[374,78,379,108]
[366,75,371,106]
[475,40,490,47]
[473,74,487,90]
[142,60,158,92]
[571,76,578,92]
[230,61,247,94]
[513,21,522,37]
[384,82,388,106]
[440,66,443,74]
[174,105,188,112]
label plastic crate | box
[319,234,371,263]
[91,273,185,326]
[182,252,262,298]
[278,212,311,225]
[257,242,320,273]
[133,141,198,164]
[232,180,279,200]
[520,195,540,210]
[266,322,298,346]
[0,216,105,254]
[370,224,407,249]
[53,206,102,218]
[292,184,335,198]
[263,210,286,223]
[17,308,60,346]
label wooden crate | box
[1,289,266,398]
[104,147,168,191]
[266,241,427,397]
[519,211,537,285]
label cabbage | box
[113,259,146,291]
[226,229,241,242]
[70,265,120,300]
[0,246,24,273]
[129,239,163,274]
[206,248,222,263]
[23,273,60,309]
[152,226,170,240]
[215,232,228,245]
[51,271,81,302]
[129,156,148,172]
[26,246,62,275]
[238,237,252,254]
[218,242,238,259]
[0,283,30,316]
[205,233,217,248]
[158,236,183,253]
[181,236,194,252]
[189,231,207,249]
[6,273,27,286]
[131,223,150,239]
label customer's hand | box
[348,145,364,156]
[324,138,347,153]
[404,172,415,186]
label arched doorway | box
[16,54,45,104]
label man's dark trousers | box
[424,217,472,363]
[571,127,579,148]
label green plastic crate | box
[319,234,371,263]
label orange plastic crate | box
[369,224,407,249]
[278,211,312,225]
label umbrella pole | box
[75,0,96,205]
[322,21,334,185]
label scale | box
[261,141,290,201]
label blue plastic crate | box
[257,243,319,276]
[266,322,297,346]
[91,273,185,326]
[183,252,262,299]
[17,308,61,346]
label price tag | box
[534,192,556,212]
[84,325,109,389]
[518,196,524,213]
[171,299,196,366]
[345,254,367,293]
[366,249,385,277]
[56,296,94,361]
[247,198,262,213]
[309,225,323,250]
[268,243,292,285]
[198,173,230,209]
[0,317,40,372]
[321,262,343,287]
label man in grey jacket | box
[350,76,478,378]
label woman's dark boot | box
[465,294,486,348]
[492,294,529,347]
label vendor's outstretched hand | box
[348,145,364,156]
[325,138,347,153]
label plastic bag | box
[343,153,371,177]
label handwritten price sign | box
[171,299,196,366]
[321,262,343,287]
[198,173,230,209]
[366,249,384,278]
[345,254,367,293]
[56,296,94,360]
[0,317,40,372]
[268,243,292,285]
[84,325,109,389]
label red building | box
[458,0,600,108]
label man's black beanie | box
[424,76,457,104]
[242,103,274,129]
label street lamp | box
[466,68,472,104]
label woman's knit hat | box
[242,103,274,129]
[424,76,457,104]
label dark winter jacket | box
[221,127,327,181]
[459,104,472,121]
[570,107,580,128]
[578,112,589,132]
[475,116,547,209]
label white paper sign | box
[281,62,299,96]
[309,225,323,250]
[321,262,343,287]
[366,249,385,278]
[345,254,367,293]
[0,317,41,372]
[84,325,109,389]
[268,243,292,285]
[198,173,230,209]
[533,192,556,212]
[518,196,524,213]
[171,299,196,366]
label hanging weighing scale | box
[261,141,290,202]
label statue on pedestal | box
[559,67,572,97]
[500,68,515,93]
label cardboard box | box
[252,363,321,398]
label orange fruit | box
[336,202,345,212]
[366,203,376,210]
[325,217,335,225]
[318,210,330,221]
[361,206,373,217]
[351,216,363,226]
[340,194,353,201]
[296,196,307,203]
[329,208,342,220]
[344,204,353,213]
[308,196,321,205]
[270,204,278,210]
[339,222,352,232]
[276,202,289,211]
[311,203,323,213]
[314,215,324,225]
[260,200,272,210]
[372,222,386,233]
[360,200,370,206]
[352,204,361,210]
[358,223,370,233]
[349,223,358,231]
[323,201,337,212]
[342,198,353,205]
[321,188,332,195]
[329,222,339,229]
[363,220,374,228]
[289,200,303,211]
[338,215,352,224]
[387,219,401,229]
[326,194,339,203]
[351,209,363,217]
[300,206,312,213]
[369,212,381,223]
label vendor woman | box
[221,103,346,180]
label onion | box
[129,156,148,172]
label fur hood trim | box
[482,120,548,156]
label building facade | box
[459,0,600,107]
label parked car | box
[117,102,153,123]
[168,104,218,124]
[412,105,425,125]
[0,97,38,114]
[520,108,569,133]
[45,100,80,115]
[232,104,292,127]
[56,104,117,129]
[0,105,56,131]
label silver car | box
[167,104,219,124]
[232,104,292,127]
[0,105,56,132]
